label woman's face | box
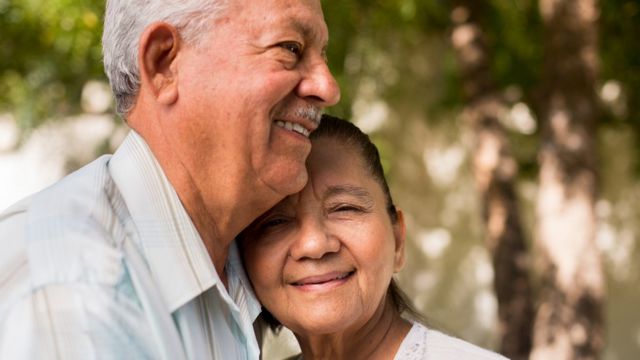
[240,137,405,335]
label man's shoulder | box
[0,154,129,291]
[31,154,114,212]
[1,154,117,232]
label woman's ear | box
[138,22,180,105]
[393,208,407,273]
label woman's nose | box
[289,217,340,260]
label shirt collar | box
[108,130,259,318]
[227,241,262,323]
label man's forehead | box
[228,0,328,39]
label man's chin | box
[277,169,308,196]
[255,157,309,197]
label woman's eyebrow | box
[324,185,374,205]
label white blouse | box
[394,323,508,360]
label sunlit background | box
[1,1,639,359]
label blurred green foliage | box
[601,2,640,175]
[0,0,104,132]
[1,0,639,160]
[1,1,639,358]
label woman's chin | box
[288,312,359,337]
[291,320,345,337]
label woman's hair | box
[102,0,229,118]
[310,115,398,222]
[259,114,426,332]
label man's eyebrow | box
[291,18,328,47]
[324,185,374,205]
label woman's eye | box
[261,217,289,229]
[332,204,362,213]
[280,42,303,57]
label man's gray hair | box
[102,0,228,118]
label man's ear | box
[393,208,407,273]
[138,22,180,105]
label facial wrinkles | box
[322,185,375,210]
[281,193,385,335]
[253,5,330,129]
[292,18,329,58]
[281,183,335,266]
[294,183,376,267]
[244,0,328,55]
[249,146,400,338]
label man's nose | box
[296,58,341,107]
[289,217,340,260]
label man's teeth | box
[275,120,310,137]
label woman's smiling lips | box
[289,270,356,291]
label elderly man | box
[0,0,339,359]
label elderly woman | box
[239,116,506,359]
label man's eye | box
[280,42,303,57]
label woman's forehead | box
[308,137,362,170]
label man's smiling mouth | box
[275,120,311,137]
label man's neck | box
[169,161,268,290]
[129,111,233,283]
[128,106,281,286]
[181,187,230,286]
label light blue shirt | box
[0,130,261,359]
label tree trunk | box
[532,0,605,359]
[450,3,534,359]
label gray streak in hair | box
[102,0,229,118]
